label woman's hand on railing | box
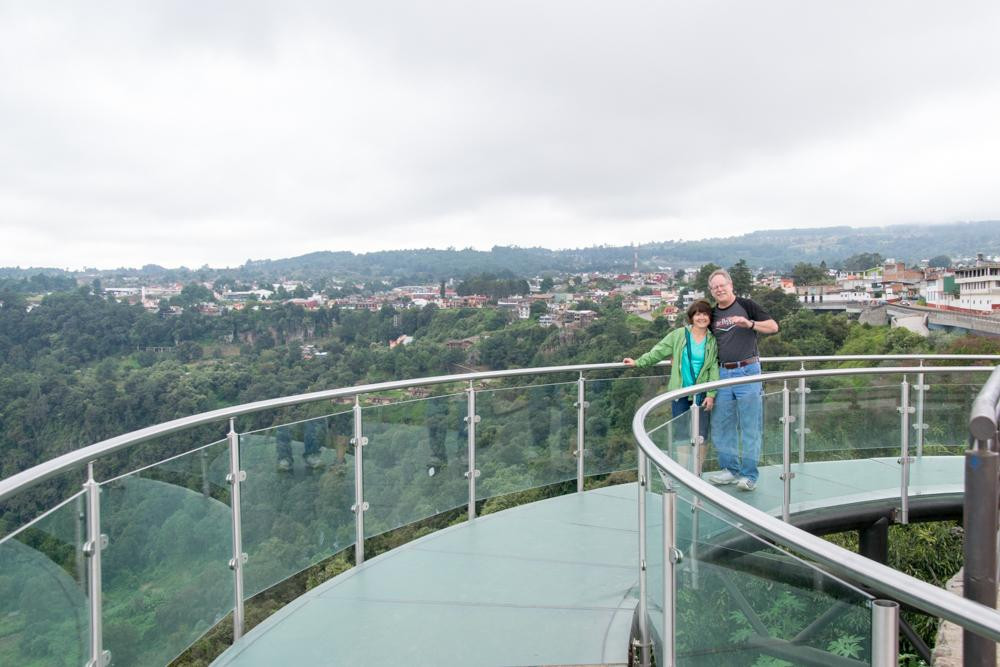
[702,396,714,411]
[622,358,636,367]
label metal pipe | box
[970,366,1000,443]
[898,377,912,524]
[352,397,368,564]
[796,367,809,465]
[637,449,650,667]
[691,403,702,477]
[662,489,678,667]
[781,382,793,522]
[576,373,587,493]
[226,419,246,641]
[914,365,927,458]
[5,359,997,503]
[871,599,899,667]
[963,446,998,667]
[466,382,479,520]
[83,463,108,667]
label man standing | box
[706,269,779,491]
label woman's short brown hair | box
[686,299,712,323]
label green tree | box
[728,259,753,296]
[928,254,951,268]
[692,263,721,295]
[790,262,832,285]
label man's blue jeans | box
[711,361,762,482]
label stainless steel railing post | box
[795,364,810,464]
[637,449,650,667]
[914,362,928,458]
[780,382,795,522]
[662,488,679,667]
[690,404,702,477]
[225,419,247,640]
[871,599,899,667]
[897,377,913,524]
[83,463,110,667]
[351,397,369,565]
[466,381,480,520]
[575,372,588,493]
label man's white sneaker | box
[708,470,738,485]
[737,477,757,492]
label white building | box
[954,255,1000,312]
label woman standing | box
[623,300,719,419]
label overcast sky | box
[2,1,999,270]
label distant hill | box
[3,220,997,282]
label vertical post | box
[226,419,247,641]
[200,448,211,497]
[466,381,480,520]
[871,599,899,667]
[576,372,587,493]
[637,450,650,667]
[83,463,109,667]
[796,364,810,465]
[963,441,998,667]
[914,363,927,458]
[897,376,913,524]
[690,403,702,477]
[780,382,794,522]
[661,489,678,667]
[351,397,368,565]
[75,494,87,594]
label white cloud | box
[1,1,999,268]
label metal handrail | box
[3,354,998,504]
[632,365,1000,644]
[970,366,1000,441]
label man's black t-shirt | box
[711,297,772,363]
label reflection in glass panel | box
[671,487,872,665]
[362,394,468,538]
[474,382,576,501]
[921,377,982,456]
[584,376,668,478]
[0,493,89,667]
[241,411,356,598]
[101,440,233,667]
[800,379,902,462]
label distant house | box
[389,334,414,349]
[446,336,481,350]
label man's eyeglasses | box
[710,284,730,292]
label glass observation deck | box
[1,356,999,666]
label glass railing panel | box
[645,468,668,662]
[1,467,90,542]
[920,377,981,456]
[240,411,356,598]
[760,384,786,468]
[101,440,233,667]
[474,382,577,501]
[584,376,668,478]
[661,471,874,665]
[796,381,902,462]
[362,394,468,538]
[0,491,89,667]
[648,407,694,473]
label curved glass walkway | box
[0,356,998,666]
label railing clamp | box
[573,400,590,409]
[897,456,915,465]
[794,386,812,395]
[463,415,482,424]
[464,469,481,479]
[83,534,109,557]
[350,436,369,447]
[86,649,112,667]
[780,415,797,424]
[897,406,916,415]
[351,501,370,513]
[228,553,248,570]
[669,547,684,565]
[779,472,796,481]
[639,473,646,487]
[795,427,812,436]
[912,423,929,431]
[640,558,647,572]
[225,470,247,484]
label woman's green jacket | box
[633,326,719,397]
